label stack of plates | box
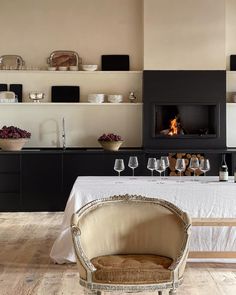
[108,94,123,103]
[88,94,105,103]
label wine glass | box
[156,159,166,182]
[189,157,200,181]
[147,158,157,177]
[175,159,186,182]
[128,156,138,177]
[161,156,170,178]
[199,158,210,177]
[114,159,125,176]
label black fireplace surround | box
[143,70,226,149]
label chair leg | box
[169,289,177,295]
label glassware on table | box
[199,158,210,177]
[147,158,157,177]
[175,158,186,182]
[114,159,125,176]
[156,159,166,182]
[189,157,200,181]
[161,156,170,178]
[128,156,138,177]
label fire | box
[168,117,178,136]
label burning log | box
[160,115,185,136]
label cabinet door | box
[0,154,21,211]
[63,154,105,204]
[63,152,145,207]
[22,154,63,211]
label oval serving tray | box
[47,50,81,67]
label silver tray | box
[47,50,81,67]
[0,55,25,70]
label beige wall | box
[1,0,236,147]
[0,0,143,147]
[226,0,236,70]
[0,104,142,148]
[0,0,143,70]
[144,0,225,70]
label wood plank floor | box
[0,213,236,295]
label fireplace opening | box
[155,104,218,138]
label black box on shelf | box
[0,84,7,92]
[51,86,80,103]
[101,55,129,71]
[230,55,236,70]
[9,84,23,102]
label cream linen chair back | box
[74,196,187,261]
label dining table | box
[50,176,236,264]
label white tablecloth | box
[50,176,236,264]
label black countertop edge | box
[0,147,144,154]
[1,147,236,154]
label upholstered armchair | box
[71,195,191,295]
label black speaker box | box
[0,84,7,92]
[230,55,236,70]
[51,86,80,103]
[101,55,129,71]
[9,84,23,102]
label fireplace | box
[154,103,218,138]
[143,71,226,150]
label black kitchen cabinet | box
[63,151,145,207]
[0,149,235,212]
[0,154,21,211]
[21,153,63,211]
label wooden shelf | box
[0,102,143,106]
[0,70,142,74]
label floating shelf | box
[0,102,143,106]
[0,70,142,74]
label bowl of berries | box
[0,125,31,151]
[98,133,123,151]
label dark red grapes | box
[98,133,122,142]
[0,126,31,139]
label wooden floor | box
[0,213,236,295]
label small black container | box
[230,55,236,70]
[101,55,129,71]
[9,84,23,102]
[51,86,80,103]
[0,84,7,92]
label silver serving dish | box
[29,92,45,103]
[47,50,82,67]
[0,55,25,70]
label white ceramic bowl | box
[88,93,105,103]
[69,65,79,71]
[107,94,123,103]
[82,65,98,71]
[48,66,57,71]
[58,66,68,71]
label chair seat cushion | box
[91,254,173,284]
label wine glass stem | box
[194,170,195,181]
[204,172,206,177]
[164,170,165,177]
[118,171,120,177]
[151,170,153,177]
[132,168,134,177]
[160,172,161,182]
